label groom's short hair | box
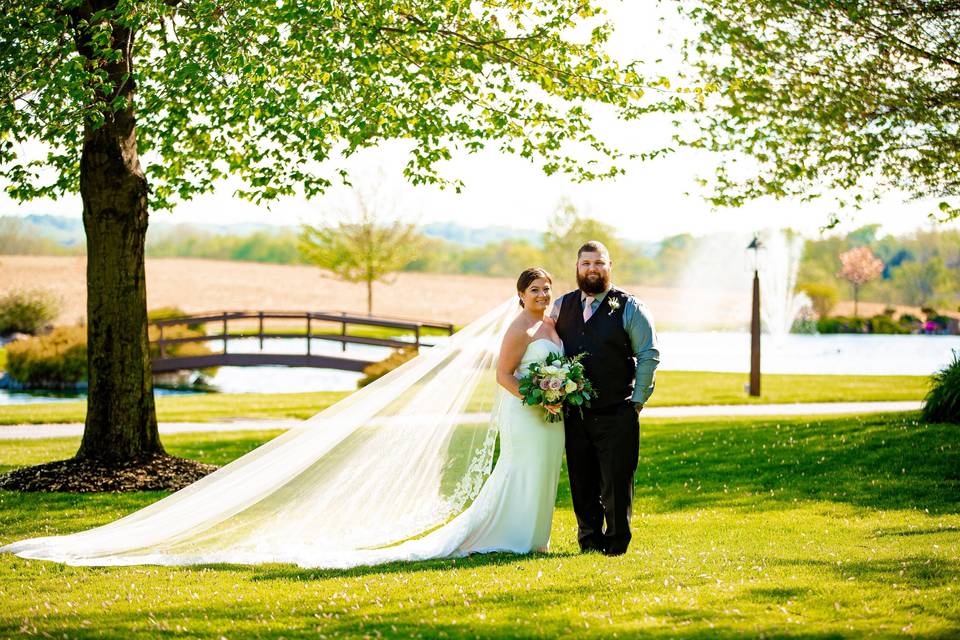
[578,240,610,259]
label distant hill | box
[6,214,85,247]
[9,214,284,243]
[2,214,544,248]
[2,213,670,269]
[419,221,542,247]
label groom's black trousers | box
[564,399,640,555]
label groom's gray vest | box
[555,287,635,410]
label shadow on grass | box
[248,550,580,581]
[145,550,583,581]
[873,526,960,537]
[634,412,960,515]
[2,412,958,548]
[747,586,811,602]
[767,555,960,589]
[1,589,955,640]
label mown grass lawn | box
[0,371,929,425]
[1,412,957,638]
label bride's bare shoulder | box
[505,314,532,338]
[499,317,531,357]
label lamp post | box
[747,235,763,397]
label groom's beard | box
[577,271,610,295]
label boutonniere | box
[606,297,620,315]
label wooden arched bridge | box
[149,311,455,373]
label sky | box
[1,1,956,242]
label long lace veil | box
[1,298,520,567]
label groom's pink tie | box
[582,295,595,322]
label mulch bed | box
[0,455,219,492]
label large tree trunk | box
[73,5,163,462]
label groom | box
[551,240,659,556]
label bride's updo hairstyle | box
[516,267,553,308]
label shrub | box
[148,323,214,360]
[790,307,818,334]
[921,351,960,424]
[5,318,217,387]
[147,309,216,379]
[926,314,951,331]
[6,326,87,386]
[358,347,418,388]
[816,314,915,334]
[816,315,870,334]
[797,282,839,319]
[869,315,910,335]
[815,317,841,334]
[0,289,61,335]
[148,306,205,332]
[148,306,210,358]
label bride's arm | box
[496,326,528,399]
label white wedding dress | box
[1,308,566,569]
[357,337,566,563]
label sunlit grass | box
[0,371,928,425]
[0,412,958,638]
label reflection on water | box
[3,332,958,405]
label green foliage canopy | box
[2,0,677,208]
[891,257,955,307]
[677,1,960,223]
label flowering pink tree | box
[837,247,885,317]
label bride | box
[1,267,568,568]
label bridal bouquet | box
[518,352,595,423]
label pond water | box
[657,332,960,376]
[2,332,958,405]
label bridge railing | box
[149,311,455,360]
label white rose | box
[564,379,577,393]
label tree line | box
[4,213,957,313]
